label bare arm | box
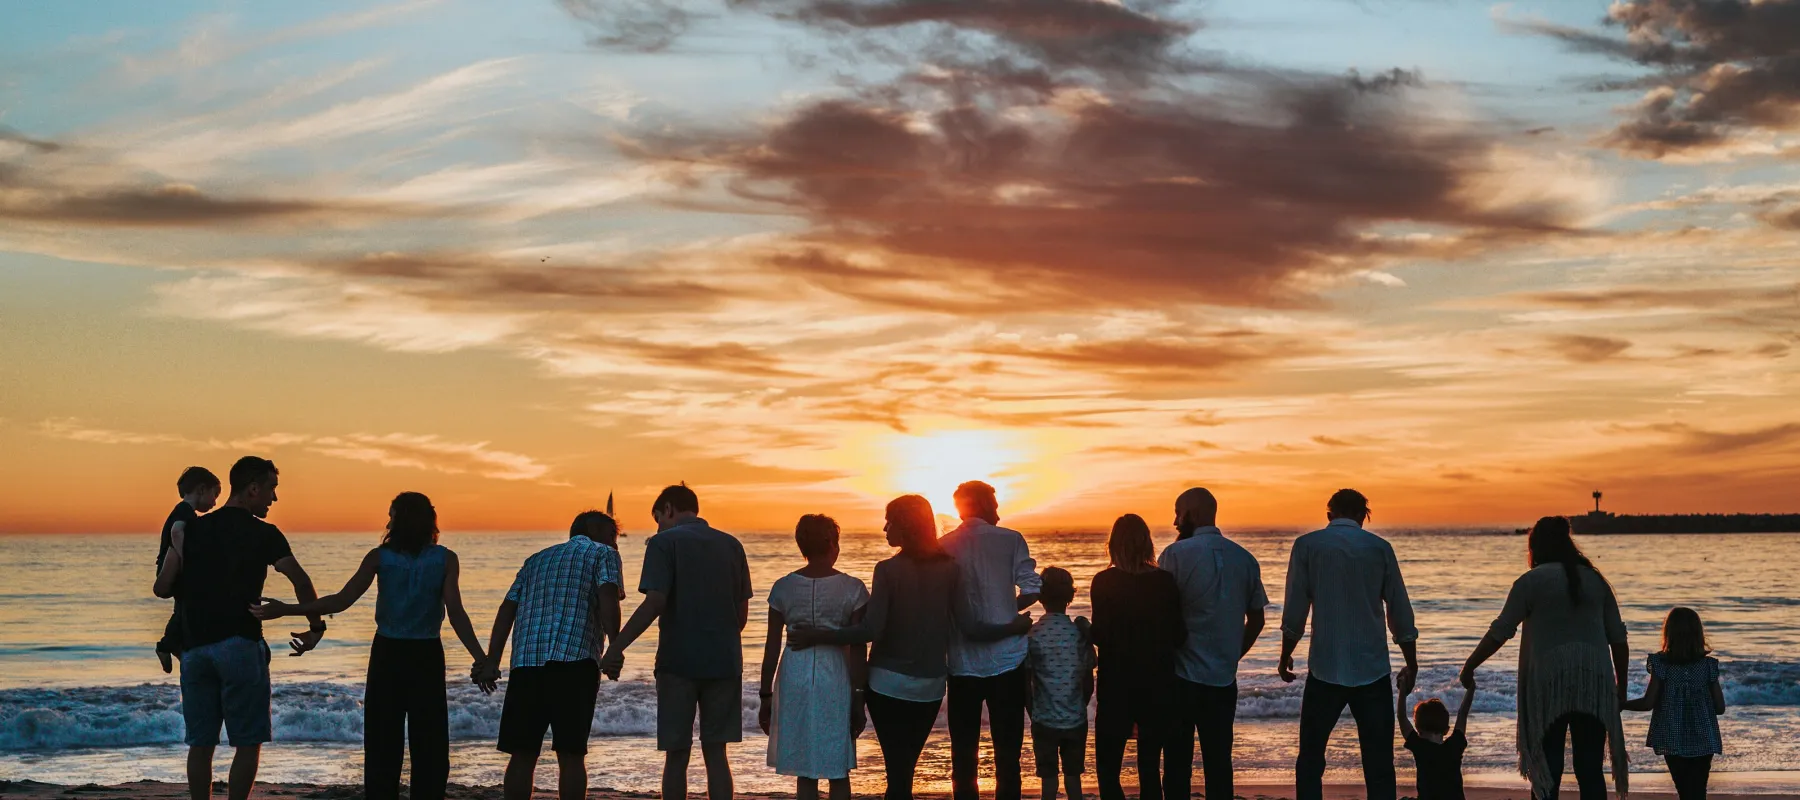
[1711,678,1726,715]
[441,551,487,666]
[1454,685,1475,737]
[1242,607,1265,660]
[1611,640,1632,706]
[595,582,621,645]
[1397,682,1417,740]
[610,591,667,654]
[272,556,326,656]
[1623,675,1662,712]
[483,599,517,676]
[739,598,750,632]
[153,525,185,599]
[758,608,785,733]
[1460,635,1505,688]
[258,549,377,619]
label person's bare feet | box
[157,650,173,674]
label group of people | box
[151,458,1728,800]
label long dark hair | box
[382,492,439,554]
[1526,516,1602,605]
[1108,514,1158,570]
[1661,607,1711,664]
[886,494,945,559]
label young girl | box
[252,492,489,800]
[1624,607,1725,800]
[759,514,870,800]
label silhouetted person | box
[1159,487,1267,800]
[153,456,325,800]
[1624,607,1725,800]
[1280,489,1417,800]
[1461,516,1629,800]
[1397,669,1474,800]
[156,466,221,673]
[480,511,623,800]
[942,480,1042,800]
[789,495,1027,800]
[1090,514,1184,800]
[251,492,491,800]
[602,484,753,800]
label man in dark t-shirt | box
[601,483,752,800]
[153,456,325,800]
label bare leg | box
[828,778,851,800]
[701,742,734,800]
[503,752,540,800]
[186,746,214,800]
[798,778,821,800]
[557,751,588,800]
[226,745,260,800]
[664,748,691,800]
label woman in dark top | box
[791,495,1027,800]
[1090,514,1186,800]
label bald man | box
[1158,488,1268,800]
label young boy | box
[1398,672,1474,800]
[1026,567,1094,800]
[155,466,221,673]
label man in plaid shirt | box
[480,512,623,800]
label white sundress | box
[767,571,870,779]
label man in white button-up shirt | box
[1159,488,1267,800]
[940,481,1042,800]
[1279,489,1418,800]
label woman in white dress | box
[759,514,870,800]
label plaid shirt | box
[505,536,622,669]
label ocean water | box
[1,528,1797,793]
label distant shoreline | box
[1513,512,1800,536]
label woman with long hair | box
[252,492,489,800]
[1090,514,1186,800]
[790,495,1027,800]
[1459,517,1630,800]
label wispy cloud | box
[36,419,550,481]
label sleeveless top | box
[375,544,447,639]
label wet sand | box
[3,781,1793,800]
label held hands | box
[1397,664,1419,694]
[249,597,293,620]
[599,646,624,680]
[471,660,501,694]
[1278,652,1297,683]
[1007,612,1034,635]
[288,627,323,657]
[1458,666,1477,691]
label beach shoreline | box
[3,781,1797,800]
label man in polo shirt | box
[1158,487,1268,800]
[601,484,752,800]
[480,512,623,800]
[153,456,326,800]
[1280,488,1419,800]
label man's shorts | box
[180,636,273,747]
[1031,721,1088,778]
[655,673,743,751]
[498,659,601,755]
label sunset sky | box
[3,0,1797,534]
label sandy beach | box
[4,782,1796,800]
